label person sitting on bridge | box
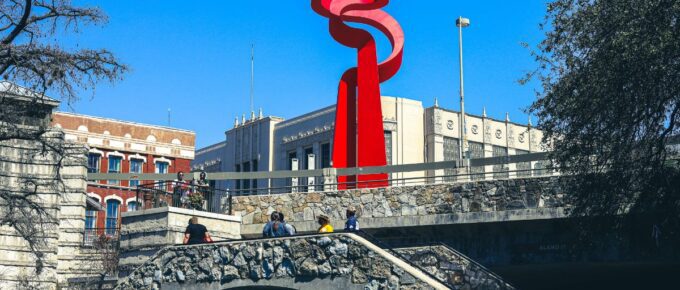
[278,212,296,235]
[184,217,213,245]
[262,211,290,237]
[317,214,333,233]
[344,206,359,232]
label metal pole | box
[457,16,466,163]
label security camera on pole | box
[456,16,470,179]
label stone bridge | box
[232,176,567,236]
[115,233,465,290]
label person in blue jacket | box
[344,206,359,232]
[262,211,290,237]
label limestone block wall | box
[115,233,442,290]
[118,207,241,277]
[56,142,93,283]
[395,245,514,290]
[233,177,567,235]
[0,129,67,289]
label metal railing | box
[135,181,230,214]
[83,227,120,247]
[89,152,559,196]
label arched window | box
[105,199,120,235]
[127,200,140,212]
[129,158,144,187]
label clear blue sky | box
[59,1,547,148]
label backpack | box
[277,221,290,236]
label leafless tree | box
[0,0,126,278]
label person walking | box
[317,214,333,233]
[344,206,359,232]
[262,212,290,237]
[184,217,213,245]
[279,212,297,235]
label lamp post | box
[456,16,470,164]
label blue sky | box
[59,1,547,148]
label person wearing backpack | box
[344,206,359,232]
[262,211,290,237]
[278,212,296,235]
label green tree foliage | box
[526,0,679,240]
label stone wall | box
[56,142,94,283]
[115,233,444,290]
[233,177,567,235]
[0,91,101,289]
[118,207,241,277]
[0,129,64,289]
[395,245,514,290]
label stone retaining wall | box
[118,207,241,277]
[395,245,514,290]
[233,177,567,233]
[115,234,435,290]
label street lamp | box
[456,16,470,164]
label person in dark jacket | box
[344,206,359,232]
[184,217,212,245]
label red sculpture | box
[312,0,404,189]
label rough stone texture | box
[118,207,241,278]
[234,177,567,234]
[396,245,514,290]
[115,234,434,290]
[0,94,93,289]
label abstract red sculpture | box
[312,0,404,189]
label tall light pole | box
[456,16,470,163]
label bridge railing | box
[135,181,229,214]
[88,151,559,198]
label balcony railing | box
[83,227,120,248]
[135,181,230,214]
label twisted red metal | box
[312,0,404,189]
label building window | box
[127,201,140,212]
[303,147,314,192]
[84,209,97,246]
[288,151,298,190]
[384,131,393,165]
[492,145,509,179]
[515,149,531,177]
[155,161,169,174]
[468,141,485,180]
[242,161,250,193]
[87,153,101,173]
[443,137,460,182]
[321,143,331,169]
[108,156,122,185]
[105,199,120,235]
[235,164,241,192]
[251,159,258,193]
[288,151,298,170]
[129,159,143,187]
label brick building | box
[51,112,195,234]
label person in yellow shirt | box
[317,215,333,233]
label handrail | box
[86,151,554,181]
[431,242,512,287]
[355,230,453,289]
[166,231,451,289]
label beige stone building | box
[193,96,547,192]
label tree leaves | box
[527,0,680,241]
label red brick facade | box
[52,112,195,230]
